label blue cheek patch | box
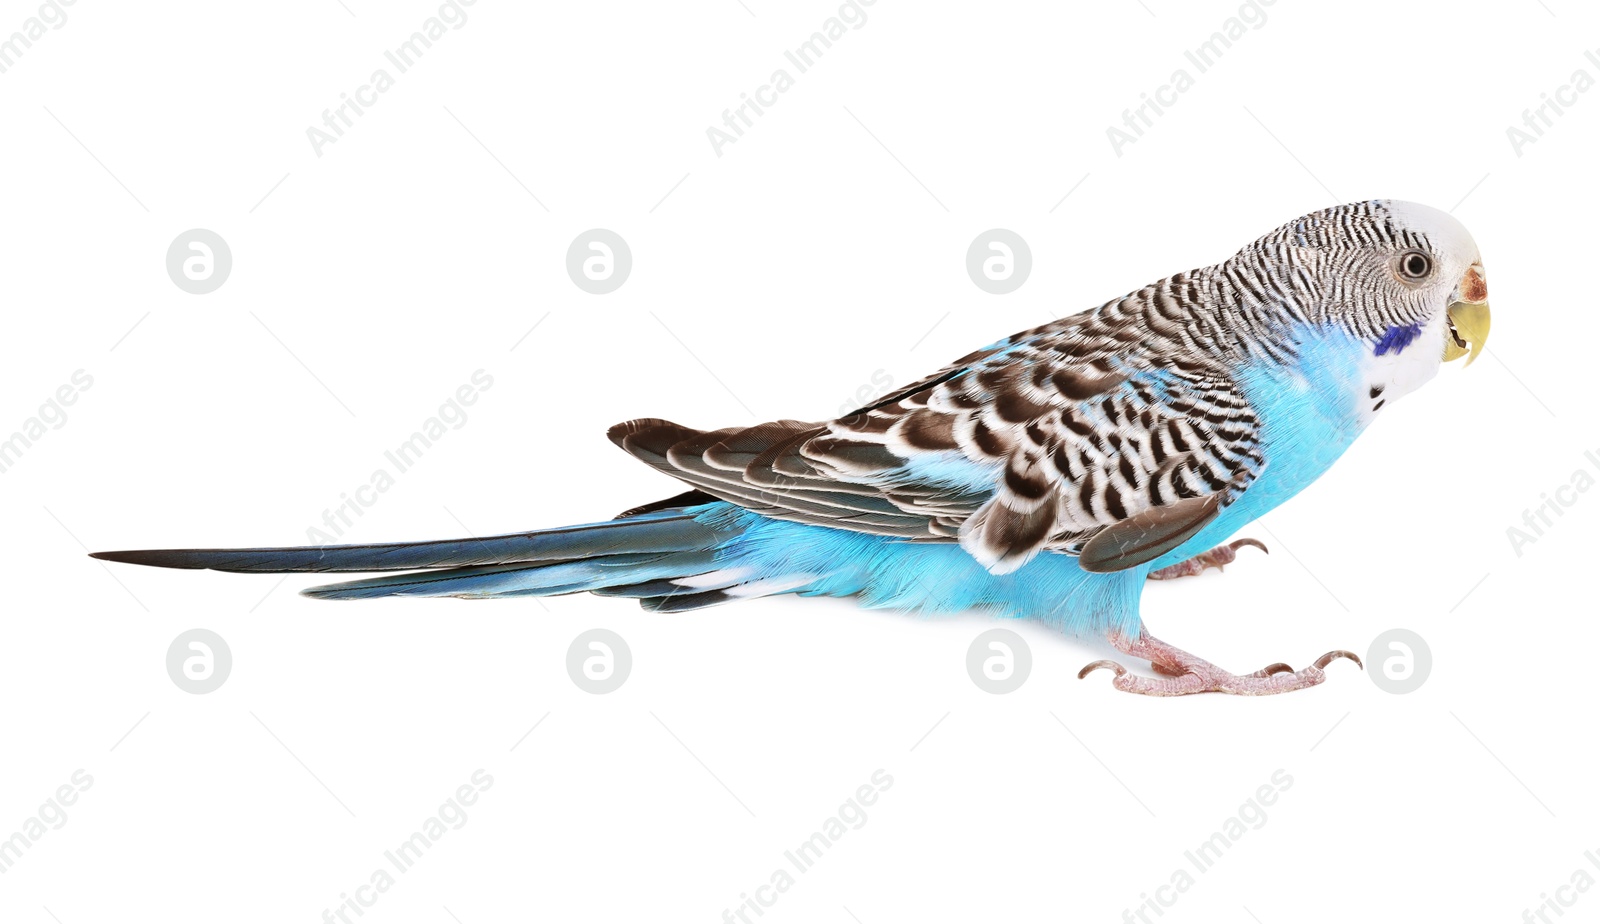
[1374,322,1423,356]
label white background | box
[1,0,1594,921]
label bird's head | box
[1253,199,1491,369]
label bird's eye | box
[1399,251,1433,280]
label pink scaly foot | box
[1146,538,1268,581]
[1078,629,1361,696]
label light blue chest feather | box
[1146,323,1369,571]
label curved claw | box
[1257,662,1294,676]
[1230,538,1268,556]
[1313,650,1363,670]
[1146,538,1269,582]
[1078,659,1127,680]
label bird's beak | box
[1443,263,1490,366]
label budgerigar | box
[94,200,1491,696]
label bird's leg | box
[1146,538,1267,581]
[1078,629,1360,696]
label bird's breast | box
[1230,325,1369,512]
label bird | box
[93,199,1491,696]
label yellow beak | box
[1443,263,1490,366]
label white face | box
[1355,310,1452,424]
[1353,200,1489,424]
[1385,199,1484,304]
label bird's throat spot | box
[1374,322,1423,357]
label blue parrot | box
[93,200,1491,695]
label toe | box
[1078,660,1127,680]
[1313,650,1362,670]
[1231,538,1269,556]
[1252,662,1295,677]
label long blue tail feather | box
[88,508,719,573]
[301,550,724,600]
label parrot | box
[92,199,1491,696]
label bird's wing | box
[611,313,1265,574]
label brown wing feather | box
[609,289,1265,572]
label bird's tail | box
[91,499,1149,632]
[90,498,764,607]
